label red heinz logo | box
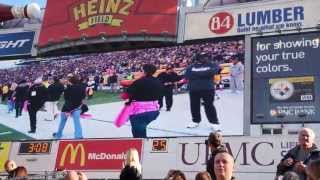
[209,12,234,34]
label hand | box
[293,161,306,173]
[283,158,294,166]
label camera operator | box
[206,132,227,180]
[185,52,221,131]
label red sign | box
[39,0,178,47]
[209,12,234,34]
[55,139,143,170]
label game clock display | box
[152,139,167,152]
[18,142,52,154]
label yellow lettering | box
[119,0,134,15]
[73,3,86,21]
[106,0,120,14]
[99,0,106,14]
[88,0,98,16]
[60,144,85,167]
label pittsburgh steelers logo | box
[270,80,294,101]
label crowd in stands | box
[0,40,244,89]
[2,128,320,180]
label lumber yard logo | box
[71,0,134,30]
[209,6,305,34]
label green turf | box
[0,124,33,141]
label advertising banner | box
[0,142,11,172]
[184,0,320,40]
[0,31,35,57]
[39,0,178,47]
[251,31,320,123]
[142,136,304,180]
[55,139,143,170]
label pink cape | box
[114,105,132,128]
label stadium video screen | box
[0,39,244,140]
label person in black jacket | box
[157,65,181,111]
[53,74,86,139]
[185,52,221,131]
[126,64,163,138]
[44,77,64,121]
[13,80,29,118]
[276,128,319,180]
[26,78,48,133]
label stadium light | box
[99,32,107,40]
[81,33,87,41]
[121,30,128,40]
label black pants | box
[159,87,173,110]
[28,106,40,132]
[15,101,24,117]
[189,90,219,124]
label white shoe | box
[210,124,222,132]
[187,122,199,128]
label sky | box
[0,0,47,8]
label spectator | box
[4,159,17,179]
[165,170,186,180]
[123,148,142,174]
[12,166,28,179]
[196,171,212,180]
[126,64,162,138]
[282,171,300,180]
[64,170,79,180]
[120,165,142,180]
[306,159,320,180]
[214,152,235,180]
[276,128,319,180]
[206,132,227,180]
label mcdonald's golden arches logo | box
[60,143,85,167]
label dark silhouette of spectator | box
[196,171,212,180]
[165,169,186,180]
[4,159,17,179]
[282,171,300,180]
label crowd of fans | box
[2,128,320,180]
[0,40,244,88]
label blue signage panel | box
[0,31,35,57]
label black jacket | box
[157,71,181,89]
[27,84,48,110]
[14,83,29,102]
[185,62,220,92]
[127,76,163,102]
[47,82,64,102]
[276,144,319,176]
[62,84,86,112]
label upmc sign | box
[55,139,142,170]
[39,0,178,47]
[0,31,35,57]
[184,0,320,40]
